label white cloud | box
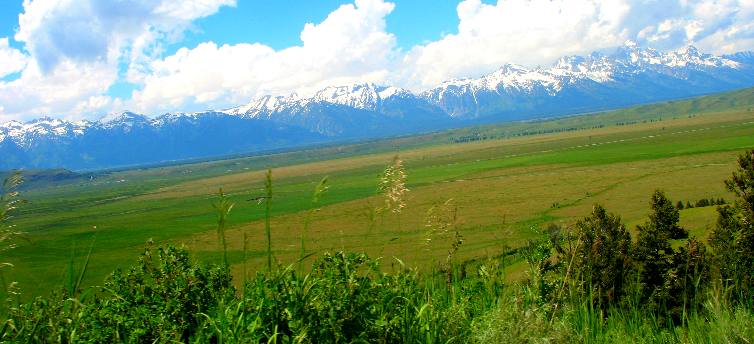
[399,0,754,88]
[0,60,117,120]
[15,0,235,72]
[399,0,630,88]
[0,0,234,121]
[131,0,397,113]
[0,38,28,78]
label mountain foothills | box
[2,42,754,170]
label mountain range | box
[2,41,754,170]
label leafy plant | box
[79,243,233,343]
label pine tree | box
[634,190,688,309]
[711,150,754,300]
[567,205,632,309]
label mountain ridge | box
[2,42,753,170]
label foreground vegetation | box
[1,146,754,342]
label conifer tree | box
[634,190,687,308]
[711,150,754,300]
[568,205,632,309]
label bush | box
[78,244,234,343]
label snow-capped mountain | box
[215,83,446,137]
[0,117,90,146]
[424,41,754,119]
[2,42,753,170]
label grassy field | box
[4,88,754,298]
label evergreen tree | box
[676,201,685,210]
[649,191,688,240]
[566,205,632,309]
[634,190,688,310]
[711,150,754,301]
[665,238,710,322]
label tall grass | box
[213,188,234,267]
[301,176,328,264]
[264,169,273,271]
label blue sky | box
[174,1,465,51]
[0,0,752,121]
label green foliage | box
[666,238,710,323]
[567,205,633,310]
[196,250,499,343]
[725,150,754,218]
[634,190,688,312]
[710,149,754,303]
[78,244,234,343]
[522,231,560,307]
[1,292,84,343]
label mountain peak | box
[683,45,700,56]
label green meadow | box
[4,87,754,298]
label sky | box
[0,0,753,122]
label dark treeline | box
[0,151,753,343]
[676,197,727,209]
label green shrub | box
[78,244,234,343]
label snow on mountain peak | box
[1,42,751,149]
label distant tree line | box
[676,197,727,210]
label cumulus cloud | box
[0,38,28,78]
[15,0,235,72]
[131,0,397,113]
[0,60,118,121]
[0,0,234,121]
[400,0,754,88]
